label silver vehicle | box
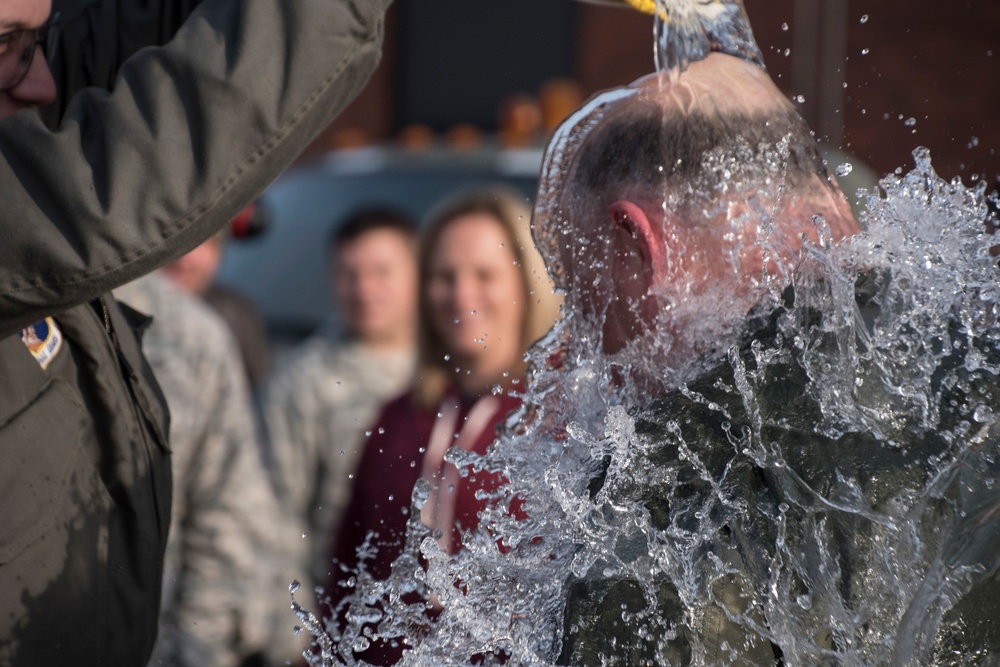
[215,146,543,348]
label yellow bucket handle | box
[622,0,656,14]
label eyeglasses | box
[0,22,49,92]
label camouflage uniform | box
[116,274,282,667]
[262,332,414,648]
[560,274,1000,665]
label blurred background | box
[215,0,1000,349]
[303,0,999,182]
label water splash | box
[301,147,1000,667]
[292,1,1000,662]
[652,0,764,75]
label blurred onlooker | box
[262,207,419,661]
[324,187,561,665]
[115,273,283,667]
[162,229,271,391]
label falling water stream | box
[292,3,1000,665]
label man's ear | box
[608,200,661,296]
[601,200,661,353]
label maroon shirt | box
[324,387,522,664]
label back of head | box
[536,53,857,294]
[531,53,859,378]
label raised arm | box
[0,0,390,336]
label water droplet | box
[904,117,917,127]
[861,48,870,55]
[860,14,869,24]
[289,580,301,594]
[969,136,980,149]
[794,94,806,104]
[781,22,789,31]
[836,163,854,177]
[293,625,303,635]
[301,532,308,539]
[783,48,791,57]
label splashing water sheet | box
[292,2,1000,665]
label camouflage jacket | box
[560,273,1000,666]
[262,334,414,658]
[117,274,283,667]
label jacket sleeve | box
[42,0,206,123]
[0,0,390,337]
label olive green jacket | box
[0,0,388,664]
[560,273,1000,665]
[0,0,389,338]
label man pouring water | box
[0,0,391,664]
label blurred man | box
[263,208,418,661]
[162,227,271,391]
[0,0,389,664]
[116,274,282,667]
[535,52,1000,665]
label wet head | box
[534,53,860,375]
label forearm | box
[0,0,390,336]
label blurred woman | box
[324,186,561,664]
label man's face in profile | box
[0,0,56,120]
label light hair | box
[413,186,562,407]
